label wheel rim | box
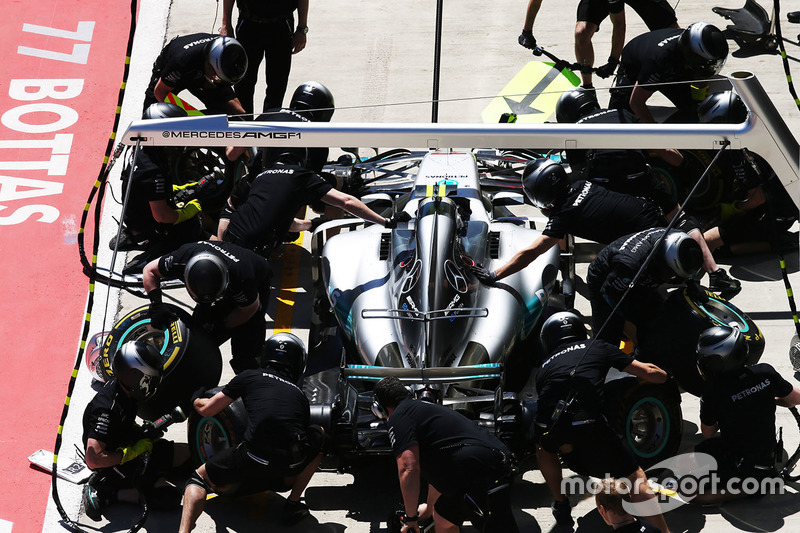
[626,396,670,459]
[194,416,232,464]
[695,298,750,333]
[647,166,679,205]
[120,319,169,354]
[176,147,225,185]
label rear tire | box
[614,382,683,467]
[187,388,247,466]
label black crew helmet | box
[555,88,601,124]
[660,231,704,280]
[261,332,307,385]
[679,22,728,78]
[184,252,229,304]
[112,341,163,401]
[142,102,188,120]
[522,158,571,210]
[289,81,335,122]
[204,36,248,85]
[697,91,748,124]
[696,326,749,379]
[540,311,588,355]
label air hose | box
[51,0,151,531]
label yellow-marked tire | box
[100,304,222,421]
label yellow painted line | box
[482,61,579,124]
[273,209,306,333]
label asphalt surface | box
[43,0,800,531]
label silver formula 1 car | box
[323,149,557,369]
[305,148,559,456]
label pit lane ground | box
[42,0,800,531]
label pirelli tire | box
[187,390,269,496]
[681,289,765,360]
[187,387,246,465]
[648,149,736,214]
[613,381,683,468]
[100,303,223,421]
[637,288,764,396]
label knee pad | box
[674,213,701,233]
[185,470,211,494]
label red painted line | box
[0,2,132,531]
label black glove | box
[147,289,176,330]
[469,264,498,284]
[148,302,176,330]
[140,421,165,440]
[685,278,709,303]
[518,29,538,52]
[384,211,412,229]
[309,216,331,232]
[190,386,208,406]
[595,56,619,79]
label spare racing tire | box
[637,288,764,396]
[100,304,223,421]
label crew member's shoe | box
[109,231,149,252]
[551,498,573,526]
[121,250,157,275]
[282,498,311,526]
[708,268,742,300]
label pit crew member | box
[596,478,662,532]
[534,311,669,530]
[518,0,678,90]
[697,91,799,258]
[178,333,323,531]
[609,22,728,123]
[220,0,309,114]
[142,240,272,374]
[586,227,705,346]
[693,326,800,504]
[372,376,519,532]
[110,103,210,275]
[217,147,409,255]
[81,341,190,520]
[143,33,248,115]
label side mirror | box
[491,192,525,206]
[361,193,394,211]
